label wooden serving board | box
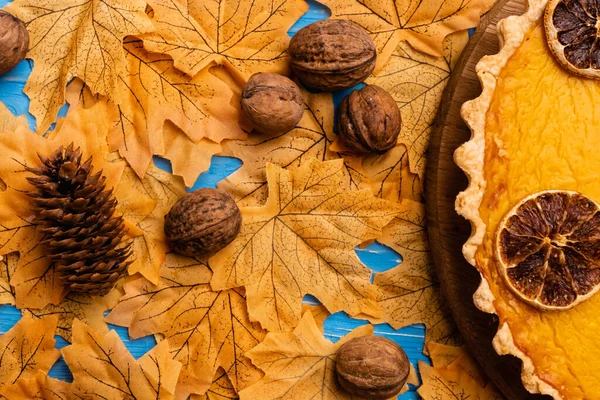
[426,0,551,398]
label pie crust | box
[455,0,563,397]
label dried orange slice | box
[544,0,600,78]
[496,190,600,310]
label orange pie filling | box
[477,24,600,399]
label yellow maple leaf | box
[364,31,469,180]
[141,0,309,82]
[24,287,123,342]
[0,102,126,308]
[319,0,491,70]
[63,319,182,399]
[191,369,238,400]
[239,312,373,400]
[66,39,245,180]
[4,0,155,133]
[418,345,503,400]
[0,371,70,400]
[210,158,400,332]
[361,145,423,203]
[106,253,266,399]
[117,164,187,284]
[163,121,223,187]
[0,314,60,392]
[219,89,367,207]
[0,253,18,305]
[372,199,460,348]
[302,303,330,333]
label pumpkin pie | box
[455,0,600,397]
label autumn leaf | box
[361,145,423,203]
[210,158,400,332]
[219,89,367,207]
[239,312,373,400]
[364,31,469,179]
[141,0,309,82]
[63,319,181,399]
[0,314,60,393]
[66,39,246,180]
[117,164,186,284]
[372,199,461,348]
[319,0,491,70]
[4,0,155,133]
[24,287,123,342]
[302,303,330,333]
[0,253,18,305]
[0,371,70,400]
[106,253,266,399]
[427,342,465,368]
[163,121,223,187]
[0,101,126,309]
[192,369,238,400]
[418,345,503,400]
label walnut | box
[338,84,401,154]
[336,336,410,400]
[289,20,376,91]
[241,72,305,134]
[0,11,29,76]
[164,188,242,258]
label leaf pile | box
[106,253,266,399]
[0,0,504,398]
[210,158,401,332]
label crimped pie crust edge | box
[454,0,562,397]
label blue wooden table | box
[0,1,435,398]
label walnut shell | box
[241,72,304,134]
[164,188,242,258]
[0,11,29,76]
[338,84,401,155]
[289,20,376,91]
[336,336,409,400]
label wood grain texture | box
[426,0,551,398]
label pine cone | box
[26,144,131,295]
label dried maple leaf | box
[210,158,400,332]
[0,102,126,309]
[4,0,155,133]
[106,253,266,399]
[418,345,503,400]
[66,39,246,180]
[364,31,469,179]
[0,253,18,305]
[117,164,187,284]
[302,303,330,333]
[239,312,373,400]
[319,0,491,70]
[141,0,309,81]
[163,121,222,187]
[24,287,123,342]
[63,319,181,399]
[0,314,60,393]
[0,371,70,400]
[361,145,423,203]
[427,342,465,368]
[219,89,367,207]
[192,369,238,400]
[372,199,461,348]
